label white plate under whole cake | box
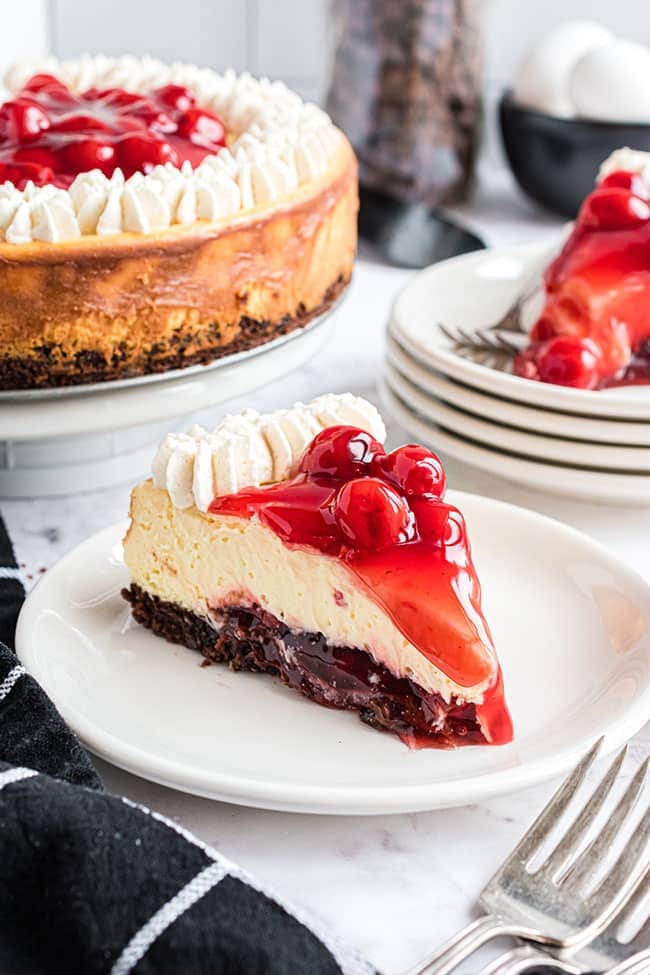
[386,337,650,448]
[380,378,650,507]
[16,498,650,814]
[0,306,336,498]
[389,243,650,421]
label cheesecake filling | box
[125,481,488,706]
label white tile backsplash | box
[3,0,650,110]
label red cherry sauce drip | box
[515,170,650,389]
[0,74,226,190]
[209,467,512,746]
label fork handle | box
[405,913,521,975]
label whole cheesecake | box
[0,56,357,389]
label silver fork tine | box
[564,757,649,891]
[588,807,650,914]
[537,747,628,880]
[506,739,603,868]
[438,323,463,345]
[620,866,650,948]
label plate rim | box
[389,244,650,420]
[380,377,650,506]
[384,359,650,472]
[15,504,650,814]
[386,335,650,446]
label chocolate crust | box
[122,583,488,749]
[0,272,348,390]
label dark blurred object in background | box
[500,90,650,218]
[326,0,485,267]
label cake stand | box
[1,304,340,498]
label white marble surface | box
[2,175,649,975]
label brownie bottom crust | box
[122,583,489,749]
[1,273,347,391]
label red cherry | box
[86,87,144,109]
[531,315,560,342]
[334,477,411,551]
[411,498,465,546]
[117,134,179,176]
[11,145,58,170]
[599,170,650,200]
[0,159,55,188]
[130,104,176,133]
[59,138,117,176]
[154,83,195,114]
[0,98,50,142]
[373,444,446,499]
[300,426,385,480]
[177,107,226,147]
[580,187,650,231]
[536,336,602,389]
[50,111,114,133]
[21,73,69,96]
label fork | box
[482,948,650,975]
[481,864,649,974]
[405,741,649,975]
[437,321,529,355]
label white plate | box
[16,510,650,815]
[385,361,650,472]
[380,378,650,507]
[3,306,336,442]
[1,308,336,498]
[390,243,650,420]
[387,337,650,447]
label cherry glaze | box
[209,427,513,745]
[514,169,650,389]
[0,73,226,189]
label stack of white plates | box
[384,243,650,505]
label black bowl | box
[499,90,650,218]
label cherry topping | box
[0,98,50,142]
[50,111,115,134]
[373,444,446,499]
[412,499,465,546]
[154,83,196,113]
[177,107,226,147]
[118,134,179,175]
[60,138,117,177]
[535,335,602,389]
[21,73,68,95]
[0,74,226,189]
[599,170,650,200]
[580,187,650,231]
[299,425,385,480]
[334,477,412,551]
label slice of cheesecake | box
[122,394,513,748]
[514,148,650,389]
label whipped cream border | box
[0,54,342,244]
[152,394,387,512]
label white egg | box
[512,20,614,117]
[570,40,650,123]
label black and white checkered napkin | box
[0,512,375,975]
